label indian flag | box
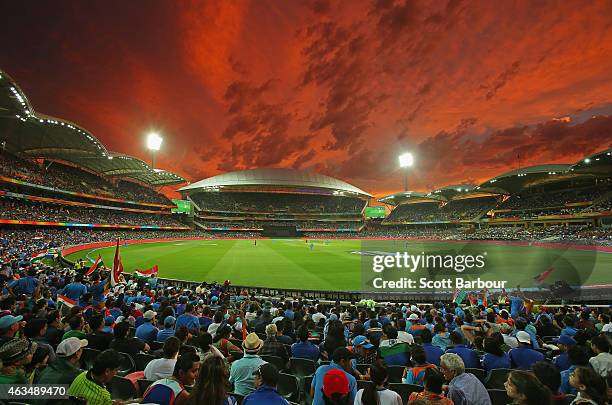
[85,255,103,276]
[57,294,76,308]
[135,265,158,278]
[110,240,123,287]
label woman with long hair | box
[355,361,402,405]
[408,368,453,405]
[482,335,511,377]
[569,366,607,405]
[504,370,552,405]
[212,325,241,360]
[187,353,237,405]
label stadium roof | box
[477,164,574,194]
[569,148,612,176]
[179,168,372,197]
[378,191,438,206]
[0,69,185,187]
[428,184,480,200]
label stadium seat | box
[387,365,406,383]
[486,368,513,389]
[79,347,100,370]
[110,375,137,400]
[277,372,300,402]
[488,389,511,405]
[134,352,156,371]
[289,357,316,377]
[261,355,287,371]
[137,378,155,396]
[116,352,136,376]
[542,336,560,343]
[465,367,486,383]
[388,383,423,402]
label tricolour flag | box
[134,265,158,278]
[31,250,47,261]
[57,294,76,308]
[85,255,103,276]
[454,289,467,305]
[111,240,123,287]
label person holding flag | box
[58,274,87,307]
[84,255,103,276]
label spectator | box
[243,362,289,405]
[24,317,56,363]
[588,335,612,378]
[352,335,377,366]
[260,323,289,364]
[291,325,320,362]
[504,370,552,405]
[44,310,62,348]
[531,361,568,405]
[560,346,590,395]
[403,345,437,385]
[446,331,480,369]
[408,368,453,405]
[135,310,159,342]
[186,353,236,405]
[440,353,491,405]
[421,328,444,366]
[568,366,607,405]
[311,347,357,405]
[176,304,200,333]
[560,317,577,337]
[85,314,113,351]
[0,314,25,344]
[144,336,181,380]
[432,323,451,351]
[378,325,411,366]
[355,361,402,405]
[0,338,37,384]
[37,337,86,403]
[143,351,201,405]
[109,320,149,356]
[509,331,544,370]
[59,274,87,307]
[62,315,87,340]
[553,335,577,371]
[213,325,241,360]
[68,348,121,405]
[482,335,511,378]
[25,344,50,383]
[229,332,267,396]
[157,315,176,343]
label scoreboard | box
[365,206,386,218]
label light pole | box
[147,132,163,170]
[398,152,414,191]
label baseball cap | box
[57,337,88,357]
[0,314,23,330]
[164,316,176,327]
[408,314,419,321]
[516,331,532,344]
[211,296,219,302]
[323,368,350,398]
[144,310,157,320]
[253,363,280,386]
[555,335,577,346]
[352,335,374,349]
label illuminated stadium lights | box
[147,132,163,170]
[584,158,591,163]
[398,152,414,192]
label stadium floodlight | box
[398,152,414,191]
[584,158,591,164]
[147,132,163,169]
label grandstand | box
[179,168,371,233]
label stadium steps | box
[193,220,208,230]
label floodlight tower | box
[147,132,163,170]
[398,152,414,192]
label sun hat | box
[516,331,532,344]
[242,332,263,352]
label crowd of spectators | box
[196,219,363,231]
[384,203,441,223]
[193,192,367,215]
[0,152,172,205]
[0,198,185,227]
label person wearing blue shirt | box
[446,331,480,369]
[87,274,107,305]
[420,329,444,366]
[175,304,200,332]
[560,316,577,337]
[10,268,38,295]
[291,326,319,362]
[509,331,544,370]
[243,363,289,405]
[553,335,576,371]
[482,337,511,379]
[157,316,176,343]
[135,310,159,343]
[559,345,590,395]
[59,274,88,306]
[310,347,356,405]
[432,323,451,352]
[509,290,525,318]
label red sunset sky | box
[1,0,611,198]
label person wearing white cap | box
[508,331,544,370]
[37,337,87,387]
[135,310,158,343]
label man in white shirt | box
[144,336,181,381]
[589,335,612,378]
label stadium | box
[1,13,612,404]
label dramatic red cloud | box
[1,0,611,198]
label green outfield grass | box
[65,239,612,292]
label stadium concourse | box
[0,68,612,405]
